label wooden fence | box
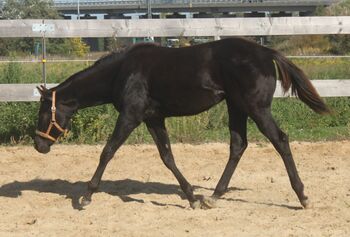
[1,80,349,102]
[0,17,349,101]
[0,17,350,38]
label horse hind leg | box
[213,104,248,198]
[250,108,309,208]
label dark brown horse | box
[34,38,329,209]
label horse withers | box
[34,38,329,209]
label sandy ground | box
[0,141,349,236]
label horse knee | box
[161,153,176,169]
[279,131,289,143]
[99,146,117,165]
[241,141,248,152]
[230,140,247,158]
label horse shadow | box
[0,179,302,210]
[0,178,210,210]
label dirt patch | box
[0,141,349,236]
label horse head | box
[34,85,73,154]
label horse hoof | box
[190,197,217,210]
[190,200,201,209]
[202,196,217,209]
[301,198,311,209]
[80,196,91,207]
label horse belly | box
[160,89,224,117]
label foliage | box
[1,57,348,84]
[1,55,23,83]
[291,57,350,80]
[270,35,332,55]
[317,0,350,55]
[318,0,350,16]
[1,96,349,145]
[47,38,90,57]
[105,38,132,52]
[0,0,58,55]
[0,102,39,144]
[270,0,350,55]
[2,0,58,19]
[0,0,90,57]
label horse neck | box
[56,66,115,110]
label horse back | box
[118,38,275,117]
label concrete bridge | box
[0,1,338,19]
[53,0,335,14]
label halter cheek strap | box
[35,91,69,142]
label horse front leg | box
[80,113,140,207]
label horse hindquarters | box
[221,58,309,208]
[213,103,248,197]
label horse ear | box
[36,86,44,96]
[36,85,52,100]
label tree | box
[2,0,59,19]
[0,0,90,57]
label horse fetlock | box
[190,200,201,209]
[212,188,226,198]
[80,195,92,207]
[301,197,311,209]
[190,196,217,210]
[202,196,218,208]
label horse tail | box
[272,52,330,114]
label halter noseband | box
[35,91,69,142]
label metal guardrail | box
[0,0,337,10]
[52,0,338,15]
[0,0,337,17]
[52,0,335,7]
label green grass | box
[0,61,93,84]
[0,58,349,145]
[0,57,349,84]
[290,58,350,80]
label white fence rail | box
[0,17,349,101]
[0,80,349,102]
[1,55,350,64]
[0,17,350,38]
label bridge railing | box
[53,0,335,7]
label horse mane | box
[94,42,159,67]
[54,42,159,91]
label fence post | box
[32,20,55,87]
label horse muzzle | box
[34,136,51,154]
